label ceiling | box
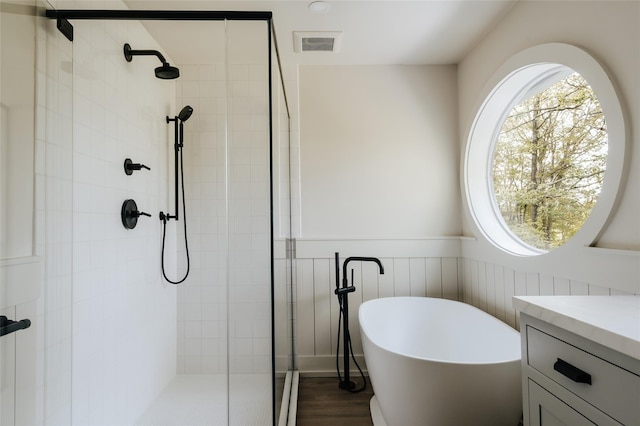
[124,0,518,66]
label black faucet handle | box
[121,199,150,229]
[335,286,356,296]
[124,158,151,175]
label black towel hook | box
[0,316,31,337]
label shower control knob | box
[121,199,150,229]
[124,158,151,175]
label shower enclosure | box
[1,3,293,425]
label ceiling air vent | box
[294,31,342,53]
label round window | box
[464,44,626,256]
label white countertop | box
[513,296,640,361]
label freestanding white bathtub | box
[359,297,522,426]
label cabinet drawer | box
[527,325,640,425]
[528,379,621,425]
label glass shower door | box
[36,10,286,425]
[225,20,273,426]
[158,16,278,425]
[176,18,276,425]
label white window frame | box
[464,43,627,257]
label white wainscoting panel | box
[293,238,462,373]
[292,239,637,374]
[458,258,636,331]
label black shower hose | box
[335,290,367,393]
[160,146,190,285]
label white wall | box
[40,14,74,426]
[1,4,59,425]
[294,65,461,372]
[458,1,639,311]
[69,16,177,425]
[0,1,35,260]
[299,65,459,238]
[293,3,639,374]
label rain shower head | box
[155,64,180,80]
[124,43,180,80]
[178,105,193,122]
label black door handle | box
[554,358,592,385]
[0,316,32,337]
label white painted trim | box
[294,237,472,259]
[370,396,386,426]
[287,371,299,426]
[277,371,292,426]
[274,238,288,259]
[297,355,367,376]
[586,246,640,257]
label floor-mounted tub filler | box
[360,297,522,426]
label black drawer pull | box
[554,358,592,385]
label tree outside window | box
[492,72,607,250]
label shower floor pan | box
[135,374,272,426]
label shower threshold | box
[135,374,272,426]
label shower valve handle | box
[121,199,150,229]
[124,158,151,175]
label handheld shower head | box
[171,106,193,146]
[178,105,193,122]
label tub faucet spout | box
[336,255,384,392]
[342,257,384,287]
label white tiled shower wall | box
[36,11,287,425]
[37,3,185,424]
[175,63,229,374]
[175,21,272,375]
[69,16,177,426]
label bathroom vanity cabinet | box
[513,296,640,426]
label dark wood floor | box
[296,377,374,426]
